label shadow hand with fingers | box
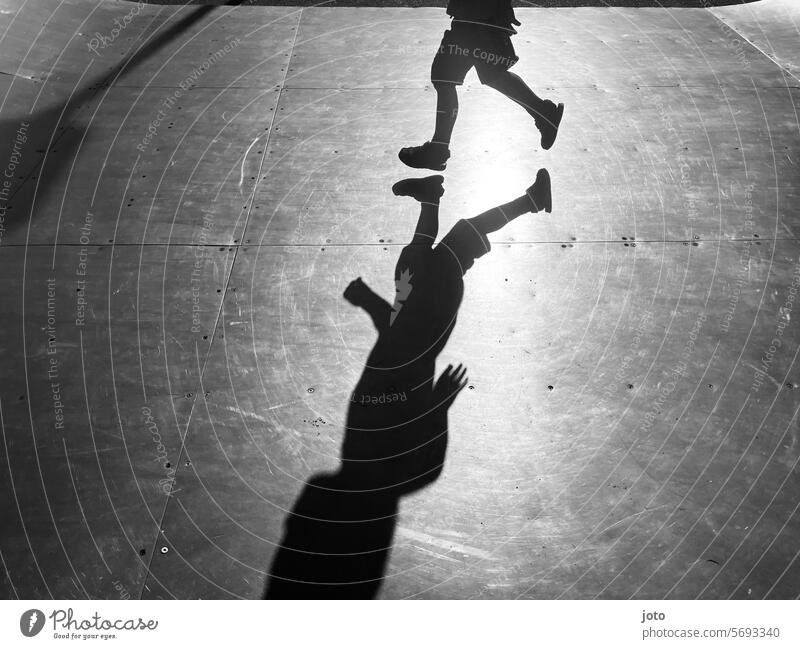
[264,357,469,600]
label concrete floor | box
[0,0,798,599]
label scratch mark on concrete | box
[239,134,262,190]
[595,503,670,539]
[411,545,460,563]
[223,405,270,422]
[740,361,782,389]
[397,526,494,560]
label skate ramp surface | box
[0,0,798,599]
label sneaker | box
[526,169,552,213]
[398,141,450,171]
[532,101,564,151]
[392,175,445,204]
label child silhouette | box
[400,0,564,171]
[340,170,552,491]
[266,172,552,598]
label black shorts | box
[431,20,518,86]
[435,219,491,275]
[396,220,490,279]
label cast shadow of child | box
[265,171,552,599]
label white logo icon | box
[20,609,45,637]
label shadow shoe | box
[398,142,450,171]
[392,175,445,204]
[526,169,552,213]
[532,101,564,151]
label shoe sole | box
[392,175,445,201]
[541,103,564,151]
[539,169,552,213]
[398,156,448,172]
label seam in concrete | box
[5,237,799,249]
[705,6,800,87]
[138,7,305,601]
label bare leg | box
[432,83,459,147]
[398,83,455,170]
[486,71,563,150]
[484,70,546,116]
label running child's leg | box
[465,168,551,236]
[484,70,564,151]
[432,82,459,149]
[399,30,472,171]
[399,82,456,172]
[484,70,546,115]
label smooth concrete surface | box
[0,0,798,599]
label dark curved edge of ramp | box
[137,1,763,8]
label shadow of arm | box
[344,277,391,333]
